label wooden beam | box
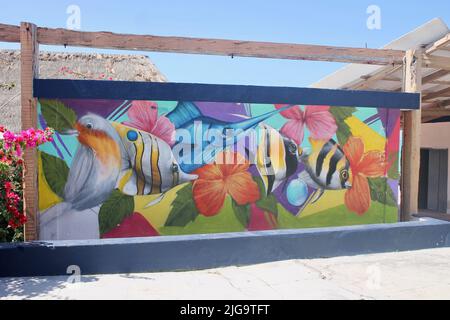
[0,23,20,42]
[21,22,39,241]
[425,33,450,55]
[429,80,450,86]
[422,108,450,117]
[34,26,405,65]
[422,55,450,71]
[350,65,402,90]
[401,49,422,221]
[1,22,409,65]
[422,86,450,101]
[422,69,450,84]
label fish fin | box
[308,137,327,151]
[310,188,325,204]
[298,171,320,189]
[270,179,282,194]
[256,163,275,196]
[297,188,325,215]
[297,191,315,214]
[166,102,202,129]
[144,194,165,208]
[227,104,295,132]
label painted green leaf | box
[387,152,400,180]
[165,183,199,227]
[40,151,69,198]
[254,176,278,216]
[40,99,77,133]
[329,107,356,145]
[99,189,134,235]
[231,199,250,228]
[368,177,397,207]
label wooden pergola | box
[0,22,443,241]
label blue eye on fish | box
[127,130,139,142]
[166,102,297,173]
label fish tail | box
[166,102,203,128]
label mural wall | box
[37,99,401,240]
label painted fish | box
[112,122,197,196]
[298,138,352,204]
[255,124,300,195]
[166,102,296,173]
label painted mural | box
[37,99,401,240]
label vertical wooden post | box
[401,49,422,221]
[21,22,39,241]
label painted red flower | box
[343,137,386,215]
[192,151,260,217]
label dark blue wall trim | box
[0,219,449,277]
[34,79,420,109]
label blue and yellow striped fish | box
[113,123,197,196]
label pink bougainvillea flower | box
[275,105,337,145]
[343,137,386,215]
[123,101,176,146]
[192,151,261,217]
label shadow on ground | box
[0,276,99,299]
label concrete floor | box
[1,247,450,300]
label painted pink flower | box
[123,101,176,146]
[275,105,337,145]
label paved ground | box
[1,247,450,300]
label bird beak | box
[61,128,79,136]
[344,181,352,189]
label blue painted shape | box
[286,179,309,206]
[0,219,449,277]
[33,79,421,110]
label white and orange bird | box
[40,113,197,240]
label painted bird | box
[297,138,352,205]
[40,113,197,240]
[40,113,126,240]
[63,114,127,210]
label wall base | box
[1,218,450,277]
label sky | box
[1,0,450,87]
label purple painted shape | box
[39,114,64,159]
[364,113,379,125]
[248,163,314,216]
[378,108,401,138]
[60,99,126,118]
[195,102,250,123]
[56,133,72,157]
[59,100,250,124]
[388,178,399,205]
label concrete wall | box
[421,122,450,210]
